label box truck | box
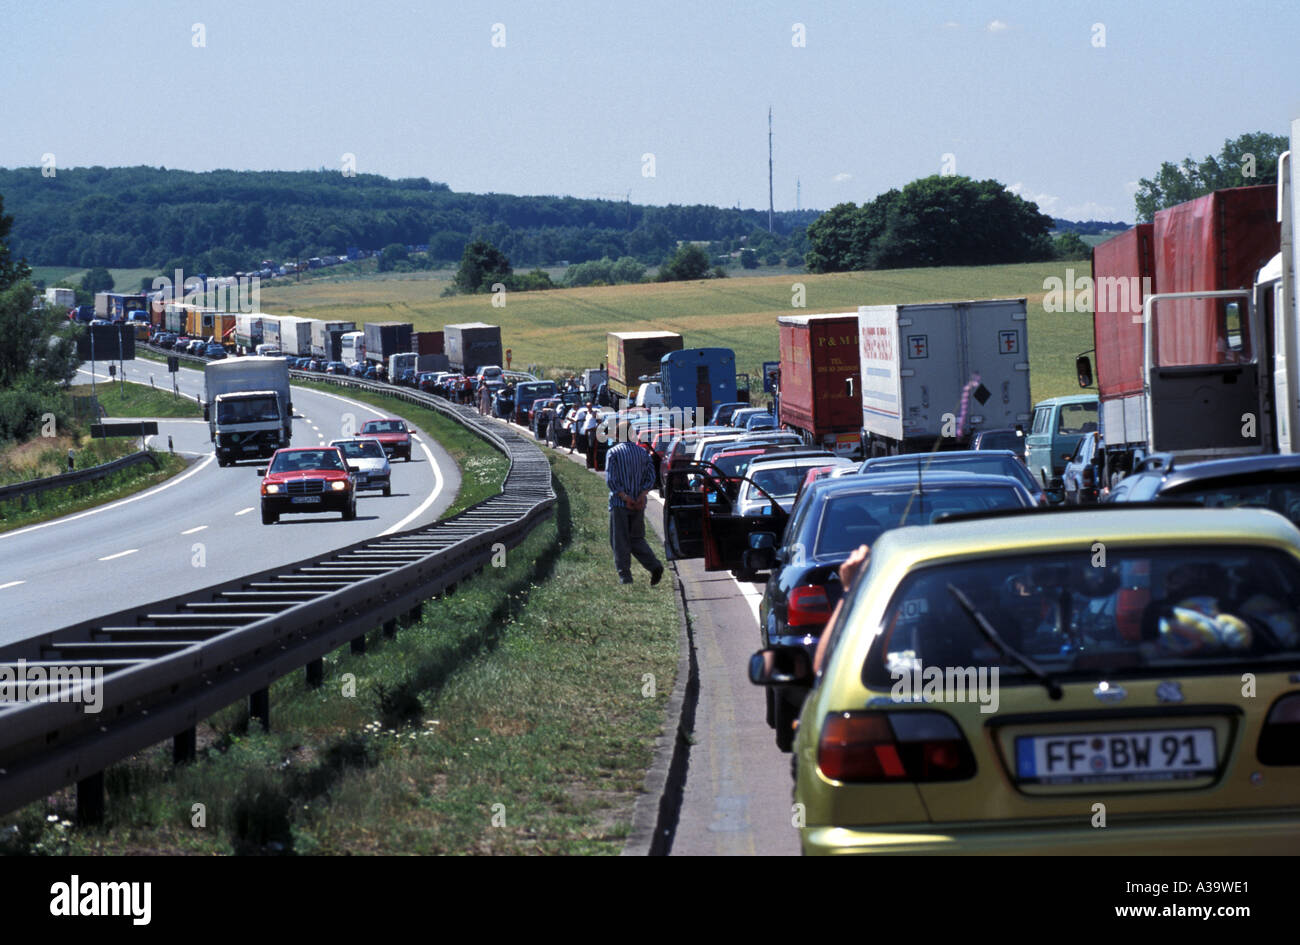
[275,315,315,357]
[659,347,737,418]
[45,287,75,309]
[311,320,356,361]
[364,321,414,365]
[411,330,444,356]
[777,312,863,458]
[339,330,366,366]
[234,313,265,353]
[858,299,1032,456]
[606,331,683,408]
[202,356,293,465]
[443,323,503,375]
[1079,184,1280,480]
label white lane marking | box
[235,507,255,516]
[99,548,138,561]
[0,580,25,591]
[381,434,443,535]
[0,454,216,542]
[181,525,207,535]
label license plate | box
[1015,727,1216,785]
[290,496,321,505]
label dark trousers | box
[610,505,662,579]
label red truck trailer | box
[1085,185,1279,479]
[776,312,862,459]
[411,330,444,356]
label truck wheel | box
[262,507,277,525]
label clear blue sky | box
[3,0,1298,222]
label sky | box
[2,0,1298,223]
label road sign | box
[168,356,179,373]
[91,421,159,438]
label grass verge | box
[2,453,679,854]
[0,450,189,535]
[84,381,203,418]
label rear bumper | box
[262,493,352,514]
[802,811,1300,855]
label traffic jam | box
[462,180,1300,856]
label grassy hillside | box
[260,261,1094,403]
[30,267,159,294]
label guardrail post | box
[382,619,397,638]
[305,658,323,687]
[76,771,104,825]
[250,688,269,731]
[407,604,422,624]
[173,728,196,764]
[351,634,366,654]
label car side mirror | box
[256,467,267,476]
[347,463,360,472]
[748,647,814,687]
[203,404,210,421]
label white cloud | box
[1122,180,1140,197]
[942,21,961,29]
[986,19,1009,32]
[832,172,853,183]
[1005,181,1060,214]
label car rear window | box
[363,420,405,433]
[750,465,813,499]
[815,485,1027,557]
[1162,478,1300,528]
[977,431,1023,452]
[865,546,1300,687]
[868,455,1038,494]
[1057,402,1098,434]
[335,440,384,458]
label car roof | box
[862,449,1019,466]
[1032,393,1099,407]
[1159,453,1300,491]
[805,468,1026,500]
[862,506,1300,582]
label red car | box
[360,418,412,461]
[258,446,357,524]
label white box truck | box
[858,298,1031,456]
[276,315,316,358]
[203,356,293,466]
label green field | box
[258,262,1095,403]
[30,267,159,295]
[88,381,203,418]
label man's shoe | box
[619,574,634,585]
[650,566,664,587]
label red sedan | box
[258,446,357,524]
[360,418,413,461]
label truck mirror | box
[203,404,210,422]
[1075,355,1093,388]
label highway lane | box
[0,360,461,644]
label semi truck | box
[444,322,503,375]
[1079,184,1281,480]
[234,313,265,354]
[364,321,414,365]
[202,356,293,466]
[606,330,683,408]
[274,315,315,357]
[776,312,863,459]
[411,330,444,356]
[311,320,356,361]
[659,347,737,418]
[44,287,75,309]
[340,330,366,366]
[388,352,449,382]
[857,299,1032,456]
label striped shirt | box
[605,440,655,510]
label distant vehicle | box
[258,447,356,524]
[444,324,502,375]
[1112,453,1300,528]
[660,347,738,417]
[325,361,348,375]
[1025,394,1099,500]
[203,356,293,465]
[777,312,862,459]
[971,427,1026,461]
[1062,430,1105,505]
[204,344,227,360]
[254,344,281,357]
[606,331,682,409]
[734,454,855,518]
[744,413,776,432]
[329,437,392,496]
[710,402,748,426]
[360,418,412,461]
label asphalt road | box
[0,359,460,644]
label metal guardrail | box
[0,356,555,819]
[0,450,160,503]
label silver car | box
[330,437,392,496]
[735,455,856,517]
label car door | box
[663,466,790,569]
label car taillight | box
[1258,693,1300,765]
[817,710,975,783]
[787,585,831,628]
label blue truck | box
[660,348,739,419]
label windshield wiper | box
[947,584,1063,701]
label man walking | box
[605,437,664,586]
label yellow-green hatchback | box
[784,507,1300,855]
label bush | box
[0,389,51,443]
